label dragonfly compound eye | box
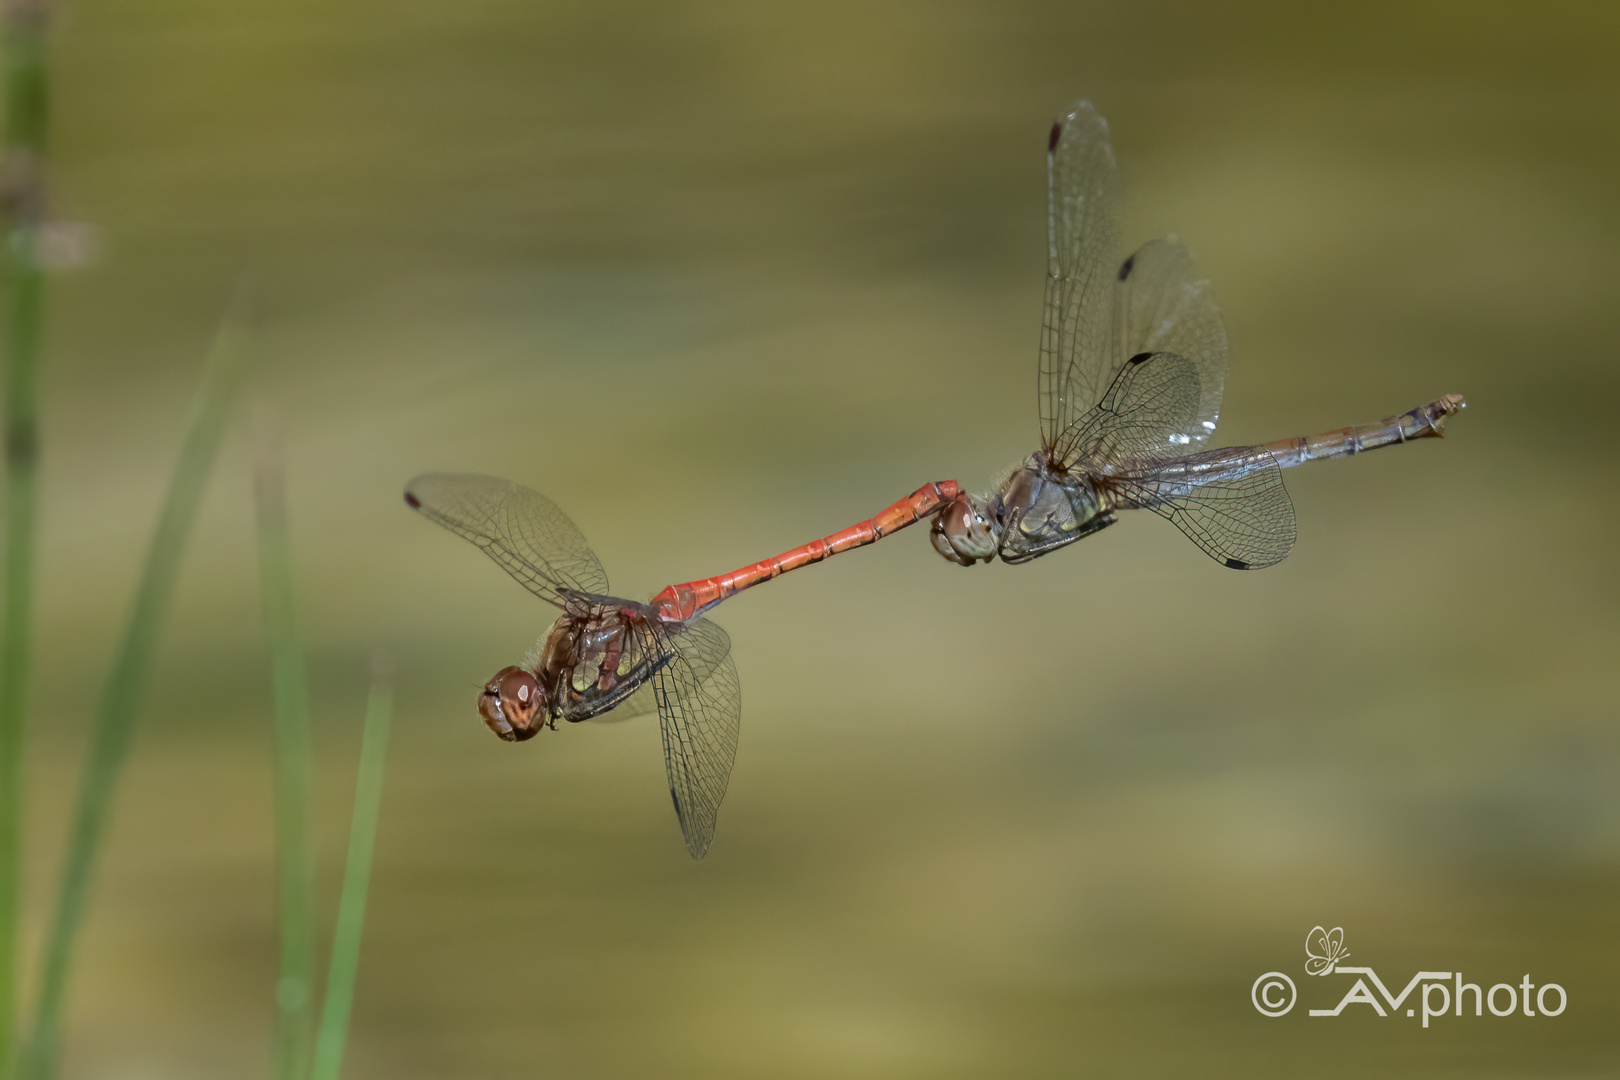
[929,491,999,566]
[479,666,546,742]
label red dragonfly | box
[930,101,1465,569]
[406,474,958,857]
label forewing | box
[1056,351,1203,470]
[643,618,741,859]
[1038,101,1120,453]
[406,473,609,607]
[1113,238,1227,449]
[1110,445,1297,569]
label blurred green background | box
[15,0,1619,1075]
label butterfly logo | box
[1304,926,1349,976]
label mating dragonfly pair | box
[407,102,1465,858]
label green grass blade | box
[254,416,315,1080]
[310,653,393,1080]
[0,3,50,1077]
[20,317,249,1080]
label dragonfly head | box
[479,665,548,741]
[930,490,1001,566]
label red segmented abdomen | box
[649,481,962,623]
[1261,394,1465,468]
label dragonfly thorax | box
[995,461,1112,565]
[550,607,652,707]
[478,605,660,742]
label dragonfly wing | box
[1113,237,1227,450]
[586,635,733,724]
[1057,351,1204,469]
[405,473,609,606]
[643,617,741,859]
[1110,445,1297,569]
[1038,101,1120,454]
[582,682,657,723]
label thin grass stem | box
[310,652,392,1080]
[20,316,248,1080]
[0,2,50,1076]
[254,413,316,1080]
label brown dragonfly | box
[406,474,957,857]
[930,101,1465,569]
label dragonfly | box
[930,101,1465,570]
[406,473,959,858]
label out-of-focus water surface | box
[17,1,1619,1076]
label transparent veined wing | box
[1038,100,1120,455]
[582,683,657,723]
[1055,352,1294,569]
[1049,235,1228,468]
[405,473,609,607]
[1110,445,1297,570]
[1108,237,1226,451]
[584,632,733,724]
[642,617,741,859]
[1058,351,1204,472]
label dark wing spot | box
[1048,121,1062,152]
[1224,558,1252,570]
[1118,254,1135,281]
[1127,351,1154,366]
[404,490,421,509]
